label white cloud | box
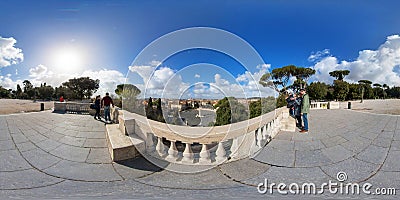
[0,36,24,68]
[128,62,276,99]
[308,49,330,62]
[0,64,126,97]
[29,64,48,76]
[311,35,400,86]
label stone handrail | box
[117,106,292,165]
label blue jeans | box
[302,113,308,131]
[104,106,111,121]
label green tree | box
[62,77,99,100]
[0,86,12,98]
[16,84,23,99]
[307,82,329,100]
[249,100,261,119]
[358,80,373,102]
[36,83,54,100]
[347,83,361,100]
[333,80,349,101]
[115,84,141,109]
[293,67,315,90]
[214,97,248,126]
[23,80,35,99]
[115,84,141,100]
[329,70,350,81]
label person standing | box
[299,89,310,133]
[294,93,303,129]
[101,93,114,123]
[94,95,101,120]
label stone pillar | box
[181,143,194,163]
[199,144,212,164]
[156,137,165,157]
[166,141,178,161]
[215,141,227,163]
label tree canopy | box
[329,70,350,81]
[62,77,99,100]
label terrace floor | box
[0,109,399,199]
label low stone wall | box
[107,107,295,164]
[310,101,340,110]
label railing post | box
[215,141,227,163]
[199,144,212,164]
[166,141,178,161]
[256,129,263,147]
[146,133,155,153]
[156,137,165,157]
[181,143,194,163]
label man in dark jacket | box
[101,93,114,123]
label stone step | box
[105,124,144,161]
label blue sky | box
[1,0,400,98]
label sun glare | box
[51,47,85,72]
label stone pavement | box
[0,110,399,199]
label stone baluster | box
[256,129,263,147]
[215,141,227,163]
[166,141,178,161]
[199,144,212,164]
[146,133,155,153]
[155,137,165,157]
[262,125,268,140]
[181,143,194,163]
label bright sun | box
[51,47,85,72]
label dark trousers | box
[95,108,101,119]
[296,115,302,128]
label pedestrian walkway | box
[0,110,399,199]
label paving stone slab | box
[220,158,271,181]
[320,135,347,148]
[273,131,293,141]
[320,158,379,183]
[10,132,29,144]
[21,148,62,170]
[15,141,37,152]
[295,149,332,167]
[58,135,86,147]
[363,171,400,190]
[136,168,241,189]
[113,157,162,180]
[253,146,295,167]
[83,138,107,148]
[266,139,294,151]
[372,137,393,148]
[243,166,331,187]
[294,140,326,151]
[356,144,389,164]
[76,131,105,139]
[381,150,400,172]
[0,169,64,190]
[43,160,122,182]
[0,149,32,172]
[35,138,62,152]
[85,148,112,164]
[50,144,90,162]
[0,139,15,151]
[321,145,354,163]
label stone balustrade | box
[54,102,120,123]
[310,101,340,109]
[112,106,294,165]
